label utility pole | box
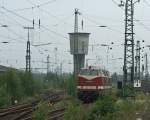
[54,47,58,74]
[145,53,149,80]
[24,26,34,72]
[47,55,50,75]
[119,0,140,97]
[135,40,141,80]
[60,62,63,75]
[142,64,144,80]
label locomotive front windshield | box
[80,69,98,76]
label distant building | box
[0,65,17,74]
[0,65,9,73]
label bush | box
[63,102,86,120]
[87,96,116,120]
[115,99,145,120]
[32,102,51,120]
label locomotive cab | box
[77,66,111,102]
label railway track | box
[0,91,65,120]
[48,108,65,120]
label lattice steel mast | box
[123,0,135,86]
[119,0,140,87]
[24,26,34,72]
[26,32,31,72]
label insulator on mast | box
[81,20,84,30]
[33,19,34,28]
[39,19,40,29]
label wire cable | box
[25,0,73,27]
[144,0,150,7]
[38,8,73,27]
[2,6,69,40]
[82,15,124,35]
[111,0,150,39]
[12,0,58,12]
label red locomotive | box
[77,66,111,102]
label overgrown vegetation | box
[0,69,44,107]
[63,92,148,120]
[0,69,75,108]
[32,101,51,120]
[64,103,86,120]
[1,69,147,120]
[87,96,117,120]
[45,72,76,96]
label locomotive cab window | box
[80,69,98,76]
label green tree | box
[0,85,10,107]
[5,69,22,105]
[66,75,76,97]
[20,72,35,96]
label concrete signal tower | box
[69,9,90,77]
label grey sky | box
[0,0,149,73]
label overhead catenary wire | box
[0,11,24,27]
[0,20,52,58]
[81,7,145,43]
[2,2,148,47]
[0,7,67,61]
[111,0,124,10]
[0,3,66,70]
[0,34,25,43]
[38,8,73,27]
[25,0,73,27]
[12,0,59,12]
[111,0,119,6]
[0,10,40,44]
[136,20,150,32]
[111,0,150,39]
[27,0,58,8]
[0,10,61,45]
[0,8,66,46]
[81,14,124,35]
[0,22,26,41]
[144,0,150,7]
[33,42,52,47]
[27,0,145,43]
[112,0,150,31]
[1,6,69,40]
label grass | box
[30,88,150,120]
